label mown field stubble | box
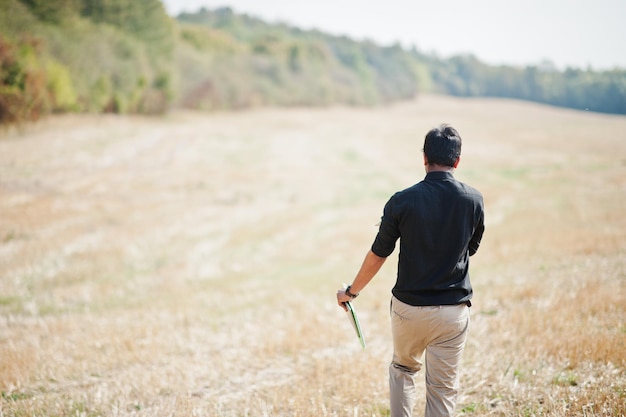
[0,95,624,416]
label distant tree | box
[0,36,48,123]
[80,0,174,57]
[18,0,80,23]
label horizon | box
[160,0,626,71]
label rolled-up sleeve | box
[371,195,400,258]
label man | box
[337,124,485,417]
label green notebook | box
[345,300,366,349]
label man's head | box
[423,124,462,169]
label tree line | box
[1,0,624,125]
[0,0,173,124]
[423,53,626,114]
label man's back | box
[372,171,484,306]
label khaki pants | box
[389,296,470,417]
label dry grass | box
[1,95,625,416]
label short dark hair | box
[423,124,462,167]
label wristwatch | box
[345,285,359,299]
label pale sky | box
[160,0,626,70]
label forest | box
[1,0,625,124]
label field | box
[1,95,624,416]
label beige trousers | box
[389,296,470,417]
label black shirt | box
[371,171,485,306]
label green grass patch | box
[1,391,33,401]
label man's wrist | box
[345,285,359,299]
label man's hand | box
[336,289,351,311]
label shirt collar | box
[425,171,455,180]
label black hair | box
[423,124,462,167]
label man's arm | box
[469,211,485,256]
[337,250,387,310]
